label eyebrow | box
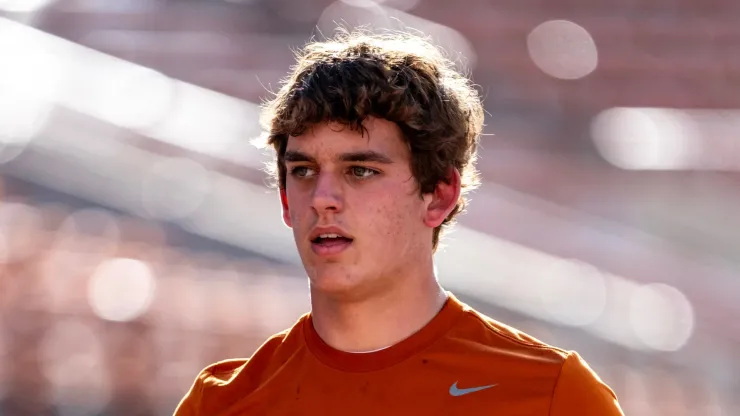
[283,150,316,164]
[283,150,394,164]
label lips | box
[312,233,353,244]
[309,226,352,242]
[309,227,353,257]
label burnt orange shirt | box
[175,293,624,415]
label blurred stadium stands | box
[0,0,739,414]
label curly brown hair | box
[259,30,485,251]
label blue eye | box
[350,166,379,178]
[290,166,317,178]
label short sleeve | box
[549,351,624,416]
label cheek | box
[286,189,310,222]
[363,191,422,240]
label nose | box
[311,170,343,213]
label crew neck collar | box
[303,292,464,372]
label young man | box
[174,30,624,415]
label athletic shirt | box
[174,293,624,415]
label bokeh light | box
[0,0,56,13]
[55,208,121,255]
[629,283,695,352]
[140,157,211,221]
[87,258,157,322]
[591,107,699,170]
[97,66,175,131]
[0,90,51,162]
[39,319,110,415]
[538,259,607,327]
[0,202,44,263]
[527,19,598,80]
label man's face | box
[280,118,434,298]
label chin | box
[306,265,372,299]
[308,267,356,291]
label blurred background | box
[0,0,738,414]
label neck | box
[309,268,448,353]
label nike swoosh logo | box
[449,381,498,396]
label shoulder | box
[199,327,296,387]
[174,316,308,415]
[448,303,623,414]
[450,304,570,366]
[549,351,624,415]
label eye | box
[289,166,317,178]
[349,166,379,179]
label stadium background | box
[0,0,739,414]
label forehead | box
[286,118,408,159]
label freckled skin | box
[280,118,432,301]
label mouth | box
[311,233,353,244]
[310,232,354,257]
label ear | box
[422,168,462,228]
[280,187,292,228]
